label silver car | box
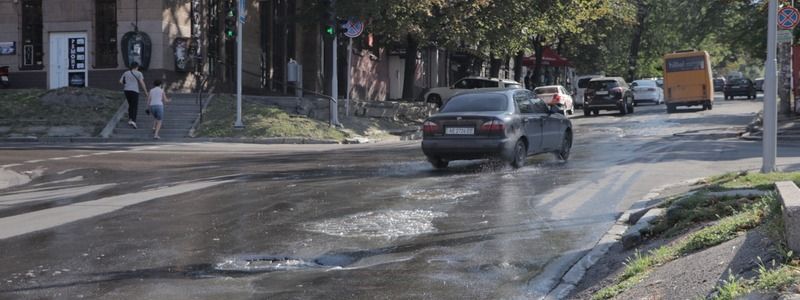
[631,79,664,105]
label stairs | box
[112,94,202,139]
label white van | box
[574,75,604,108]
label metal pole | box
[764,0,778,173]
[346,37,352,117]
[330,35,339,126]
[234,0,244,129]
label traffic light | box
[321,0,336,37]
[224,0,237,39]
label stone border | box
[100,99,129,138]
[543,177,706,299]
[776,181,800,253]
[188,94,216,138]
[0,136,341,145]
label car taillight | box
[611,87,624,94]
[423,121,439,134]
[480,120,505,135]
[552,93,562,104]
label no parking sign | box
[778,6,800,30]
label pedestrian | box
[525,71,533,90]
[146,80,169,140]
[119,62,148,129]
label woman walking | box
[119,62,148,129]
[146,80,169,139]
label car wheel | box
[584,108,591,117]
[707,101,713,110]
[628,99,635,113]
[593,109,599,116]
[510,140,527,169]
[619,102,628,116]
[428,157,449,169]
[667,104,676,113]
[427,95,443,108]
[554,130,572,161]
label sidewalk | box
[740,111,800,142]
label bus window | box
[666,56,706,72]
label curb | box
[543,177,706,299]
[0,136,342,145]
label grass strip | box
[593,195,776,300]
[196,95,348,141]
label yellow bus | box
[662,50,714,113]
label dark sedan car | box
[421,89,573,169]
[583,77,635,116]
[724,78,756,100]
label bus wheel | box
[667,104,676,114]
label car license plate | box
[596,91,609,95]
[445,127,474,135]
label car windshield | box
[441,94,509,113]
[588,80,619,90]
[505,83,522,89]
[534,87,559,94]
[728,79,748,85]
[632,80,656,87]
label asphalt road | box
[1,95,798,299]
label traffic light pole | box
[763,0,778,173]
[234,0,244,129]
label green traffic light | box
[227,30,235,37]
[325,26,334,35]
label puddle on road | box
[305,209,448,239]
[215,256,324,273]
[402,189,479,202]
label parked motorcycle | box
[0,66,9,88]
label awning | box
[523,47,571,67]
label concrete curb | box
[100,100,129,138]
[543,177,706,299]
[0,136,342,145]
[188,93,216,138]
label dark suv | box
[583,77,635,116]
[724,78,756,100]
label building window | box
[21,0,43,69]
[95,0,118,68]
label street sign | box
[778,6,800,30]
[238,0,247,24]
[778,30,794,43]
[342,19,365,38]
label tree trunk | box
[628,0,649,82]
[532,36,545,88]
[402,34,419,100]
[489,53,502,78]
[514,51,524,82]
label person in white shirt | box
[118,62,148,129]
[146,80,170,139]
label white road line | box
[0,179,236,240]
[71,155,89,158]
[24,160,44,164]
[1,164,22,168]
[91,152,110,156]
[48,157,69,161]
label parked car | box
[754,78,765,92]
[421,89,573,169]
[574,75,604,108]
[724,78,757,100]
[424,77,522,108]
[713,78,726,92]
[631,79,664,105]
[583,77,635,116]
[534,85,575,116]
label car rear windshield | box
[588,80,619,90]
[578,78,593,88]
[441,94,509,113]
[505,83,522,89]
[633,80,656,87]
[666,56,706,72]
[534,87,558,94]
[728,79,747,85]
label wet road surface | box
[1,96,799,299]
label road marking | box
[24,160,44,164]
[0,183,116,206]
[1,164,22,168]
[0,179,236,240]
[91,152,110,156]
[48,157,68,161]
[71,155,89,158]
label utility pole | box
[233,0,245,129]
[322,0,340,126]
[764,0,778,173]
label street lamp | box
[763,0,778,173]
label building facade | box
[0,0,489,101]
